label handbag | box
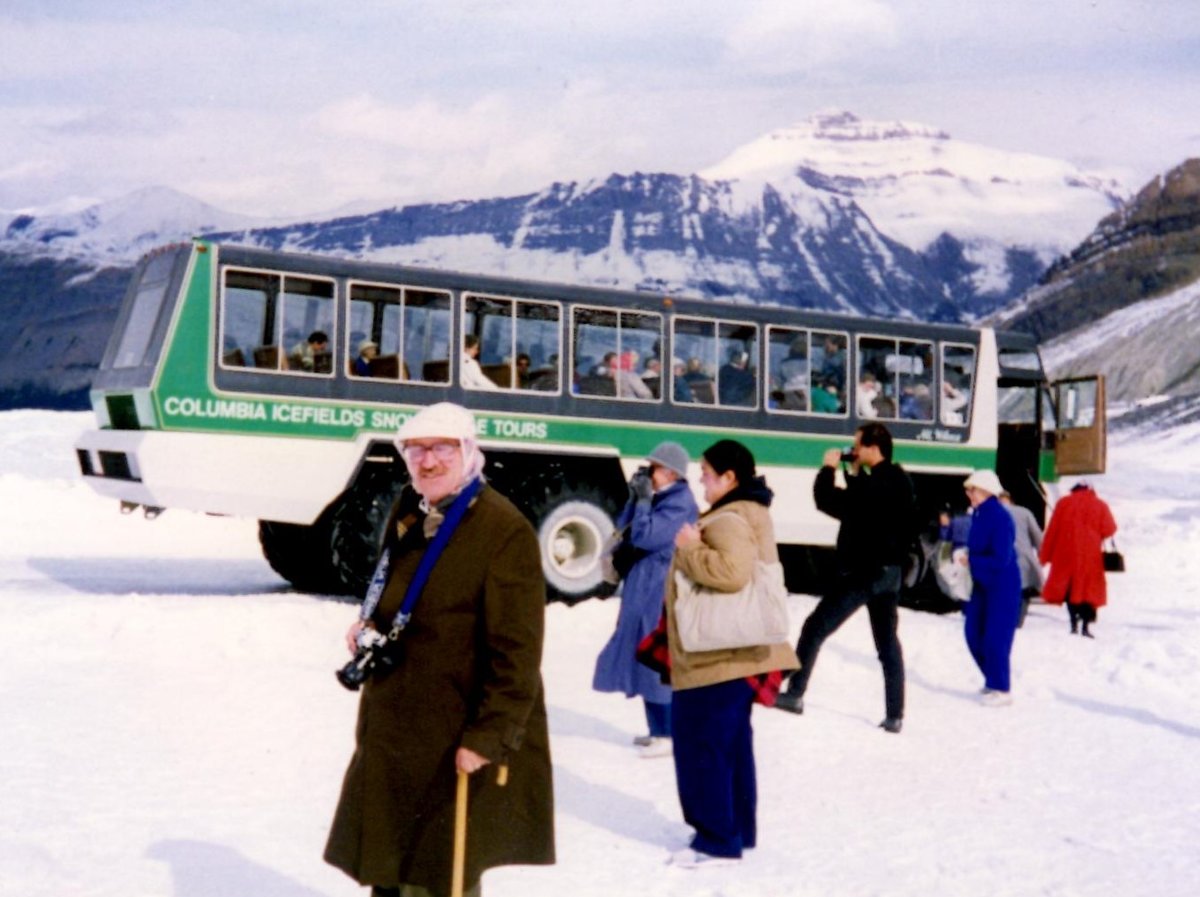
[1102,538,1125,573]
[672,513,790,652]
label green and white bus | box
[75,240,1106,605]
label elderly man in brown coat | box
[325,402,554,897]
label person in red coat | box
[1039,483,1117,638]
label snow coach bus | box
[75,240,1107,606]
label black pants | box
[786,571,905,719]
[1067,601,1097,630]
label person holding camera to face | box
[774,422,917,734]
[325,403,554,897]
[593,442,698,758]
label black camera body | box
[336,627,398,691]
[839,447,856,463]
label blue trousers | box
[963,586,1021,692]
[671,678,756,858]
[644,699,672,738]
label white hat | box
[394,403,477,446]
[964,469,1004,497]
[358,339,378,354]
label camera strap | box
[358,477,484,636]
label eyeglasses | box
[401,441,461,463]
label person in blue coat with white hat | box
[962,469,1023,706]
[593,441,698,757]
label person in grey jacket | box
[1000,491,1044,627]
[593,442,698,758]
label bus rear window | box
[112,252,176,369]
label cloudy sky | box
[2,0,1198,219]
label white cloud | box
[723,0,900,77]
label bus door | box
[1047,375,1107,476]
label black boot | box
[1081,623,1094,639]
[878,717,902,734]
[774,692,804,714]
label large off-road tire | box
[526,482,620,604]
[258,513,348,595]
[328,461,408,598]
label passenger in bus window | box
[353,339,378,377]
[856,372,881,418]
[671,358,694,403]
[818,335,847,391]
[516,353,532,388]
[613,350,653,399]
[810,377,842,414]
[942,380,968,425]
[288,330,329,372]
[900,383,934,420]
[461,334,499,390]
[718,349,755,406]
[641,356,663,399]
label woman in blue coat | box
[962,469,1023,706]
[594,442,698,757]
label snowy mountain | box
[1,185,272,263]
[0,112,1131,409]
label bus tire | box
[259,515,348,595]
[328,462,407,598]
[528,484,619,605]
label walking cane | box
[451,763,508,897]
[451,770,469,897]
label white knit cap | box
[394,402,478,446]
[964,469,1004,497]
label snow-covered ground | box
[2,411,1198,897]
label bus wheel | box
[259,515,348,595]
[328,463,407,598]
[530,486,619,604]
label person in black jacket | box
[774,422,917,733]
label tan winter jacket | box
[665,498,799,690]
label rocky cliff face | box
[1001,159,1200,404]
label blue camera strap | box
[358,476,484,635]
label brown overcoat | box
[665,498,799,690]
[324,484,555,894]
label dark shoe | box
[1081,627,1095,639]
[878,717,902,734]
[774,692,804,714]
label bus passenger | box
[810,377,842,414]
[855,373,881,418]
[289,330,329,372]
[671,358,694,403]
[942,381,968,425]
[353,339,378,377]
[516,353,532,388]
[461,334,499,390]
[613,351,652,399]
[818,335,847,391]
[718,349,755,406]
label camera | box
[839,447,856,463]
[336,626,394,691]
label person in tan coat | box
[325,403,554,897]
[664,439,798,870]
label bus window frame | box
[939,340,977,428]
[570,304,663,404]
[671,313,760,412]
[462,291,564,395]
[346,279,454,388]
[217,265,338,379]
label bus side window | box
[671,317,716,405]
[281,276,335,376]
[941,344,975,426]
[405,289,451,385]
[717,322,758,409]
[222,269,275,370]
[767,326,809,412]
[810,330,847,414]
[897,340,935,421]
[572,306,660,402]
